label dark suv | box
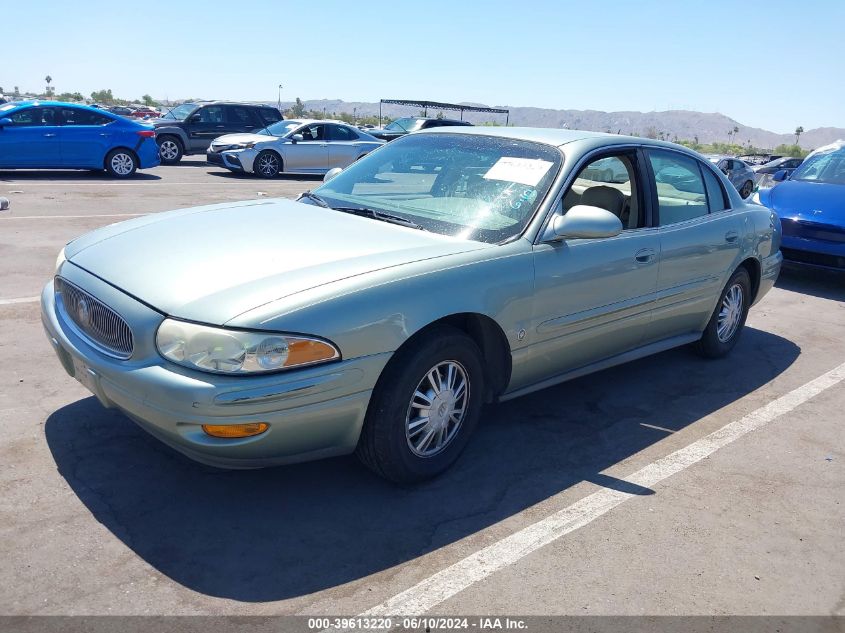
[369,117,471,141]
[153,101,282,164]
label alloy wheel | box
[110,153,134,176]
[159,140,179,161]
[257,153,280,176]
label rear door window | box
[60,109,113,126]
[226,106,254,126]
[327,124,359,141]
[647,150,709,226]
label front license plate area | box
[72,357,99,394]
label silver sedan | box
[207,119,383,178]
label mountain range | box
[279,99,843,150]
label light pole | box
[277,84,283,113]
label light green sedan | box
[42,127,783,482]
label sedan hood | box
[65,198,488,325]
[210,132,277,147]
[766,180,845,225]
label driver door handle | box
[43,133,57,137]
[635,248,656,264]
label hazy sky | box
[2,0,842,133]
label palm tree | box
[727,129,733,143]
[44,75,52,96]
[732,126,739,144]
[794,126,804,145]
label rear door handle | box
[635,248,656,264]
[43,133,57,137]
[725,230,740,243]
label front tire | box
[157,136,183,164]
[356,325,485,483]
[104,149,137,178]
[695,268,751,358]
[253,150,281,178]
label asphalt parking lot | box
[1,162,843,620]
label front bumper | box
[41,267,389,469]
[217,148,257,173]
[780,219,845,271]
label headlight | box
[155,319,340,375]
[55,247,66,273]
[234,142,257,149]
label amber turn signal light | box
[202,422,269,438]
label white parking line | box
[0,213,148,220]
[0,296,39,306]
[359,360,845,617]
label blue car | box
[0,101,159,177]
[754,140,845,271]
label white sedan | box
[207,119,384,178]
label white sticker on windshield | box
[483,157,553,187]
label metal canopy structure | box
[379,99,509,125]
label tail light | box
[136,130,156,138]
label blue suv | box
[0,101,160,177]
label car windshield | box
[258,120,302,137]
[384,117,424,133]
[161,103,197,120]
[790,146,845,185]
[313,133,562,244]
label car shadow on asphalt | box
[0,170,161,181]
[775,265,845,302]
[45,326,799,603]
[205,169,324,182]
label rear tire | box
[356,325,484,483]
[104,149,137,178]
[694,268,751,358]
[254,150,282,178]
[739,180,753,199]
[157,136,183,164]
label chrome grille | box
[55,277,134,359]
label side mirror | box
[190,113,202,123]
[546,205,623,241]
[290,134,303,143]
[323,167,342,183]
[0,118,11,128]
[772,170,789,182]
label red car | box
[129,107,159,119]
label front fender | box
[154,125,188,146]
[225,239,535,361]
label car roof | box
[415,125,691,149]
[188,101,277,108]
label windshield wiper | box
[333,206,423,230]
[297,191,330,208]
[297,193,423,230]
